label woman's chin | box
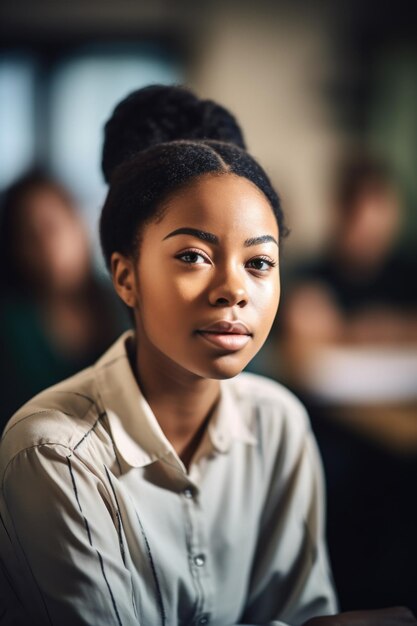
[199,355,253,380]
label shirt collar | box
[207,374,257,453]
[94,330,256,469]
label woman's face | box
[14,185,90,294]
[114,173,281,380]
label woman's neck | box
[130,334,220,468]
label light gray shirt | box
[0,330,338,626]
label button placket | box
[194,553,206,567]
[181,481,214,622]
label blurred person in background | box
[279,152,417,611]
[0,170,130,429]
[282,152,417,362]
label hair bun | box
[101,84,246,184]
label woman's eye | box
[176,250,209,265]
[247,257,276,271]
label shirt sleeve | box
[236,414,339,626]
[0,443,140,626]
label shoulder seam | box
[1,406,106,485]
[73,410,105,451]
[53,390,96,403]
[1,435,113,491]
[1,441,74,491]
[1,409,73,442]
[2,396,97,444]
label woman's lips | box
[196,331,251,351]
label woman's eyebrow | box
[163,227,217,244]
[245,234,278,247]
[162,227,278,247]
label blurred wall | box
[190,3,344,257]
[1,0,416,259]
[0,0,349,260]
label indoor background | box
[0,0,416,613]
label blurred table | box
[300,345,417,454]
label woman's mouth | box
[196,331,251,351]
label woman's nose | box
[208,266,249,308]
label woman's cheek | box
[253,274,280,302]
[253,281,280,332]
[173,272,210,303]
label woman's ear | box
[110,252,137,309]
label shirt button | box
[183,488,193,499]
[197,615,210,625]
[194,553,206,567]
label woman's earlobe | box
[111,252,137,308]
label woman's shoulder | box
[229,370,311,443]
[232,370,309,417]
[0,365,101,478]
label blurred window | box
[48,49,182,214]
[0,45,182,265]
[0,56,37,188]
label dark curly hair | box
[99,84,288,271]
[101,84,246,184]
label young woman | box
[0,86,414,626]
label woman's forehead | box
[152,173,279,239]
